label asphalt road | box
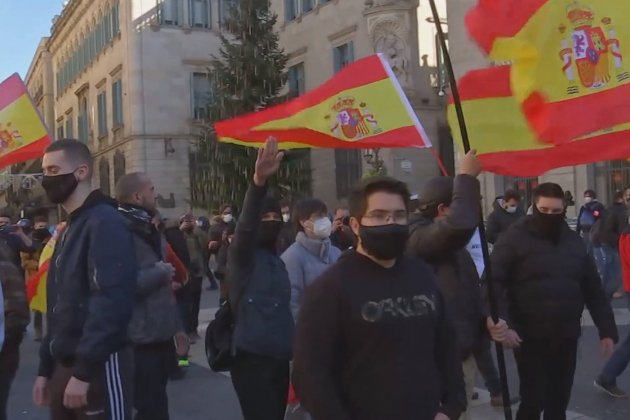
[7,288,630,419]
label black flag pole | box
[427,1,514,419]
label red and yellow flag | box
[448,66,630,176]
[27,224,65,313]
[214,54,431,149]
[0,73,51,169]
[466,0,630,144]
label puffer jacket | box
[491,216,618,342]
[229,184,294,360]
[408,175,486,360]
[120,205,180,345]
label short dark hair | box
[293,198,328,232]
[115,172,149,203]
[219,204,233,214]
[503,189,521,202]
[584,189,597,198]
[45,139,94,172]
[33,215,48,224]
[0,213,12,221]
[534,183,565,203]
[349,177,410,219]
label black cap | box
[262,195,281,216]
[418,176,454,210]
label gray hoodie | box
[281,232,342,320]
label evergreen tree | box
[190,0,311,213]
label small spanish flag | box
[27,225,64,313]
[466,0,630,144]
[0,73,51,169]
[214,54,431,150]
[449,66,630,176]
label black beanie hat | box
[261,195,281,217]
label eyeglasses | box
[362,210,408,225]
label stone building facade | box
[272,0,451,207]
[20,0,230,219]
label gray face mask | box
[505,206,518,214]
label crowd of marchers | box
[0,137,627,420]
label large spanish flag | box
[214,54,431,149]
[466,0,630,144]
[0,73,51,169]
[449,66,630,176]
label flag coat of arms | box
[215,54,431,150]
[0,73,51,169]
[466,0,630,144]
[448,66,630,176]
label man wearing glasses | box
[293,175,470,420]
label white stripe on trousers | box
[105,353,124,420]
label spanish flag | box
[214,54,431,149]
[27,227,62,313]
[0,73,51,169]
[448,66,630,176]
[466,0,630,144]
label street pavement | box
[8,288,630,419]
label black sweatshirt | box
[292,251,466,420]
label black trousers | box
[230,352,289,420]
[0,332,23,420]
[515,339,578,420]
[50,347,133,420]
[134,342,172,420]
[176,277,203,334]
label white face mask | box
[506,206,518,214]
[311,217,332,239]
[584,197,593,203]
[282,213,290,223]
[222,214,233,223]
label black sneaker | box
[594,378,627,398]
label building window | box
[65,114,74,139]
[104,12,113,42]
[220,0,238,26]
[503,176,539,209]
[335,150,362,199]
[112,79,124,127]
[333,41,354,73]
[190,0,210,28]
[192,72,213,119]
[97,91,108,137]
[56,123,64,140]
[114,151,126,185]
[158,0,179,25]
[285,0,298,21]
[112,2,120,34]
[302,0,313,13]
[287,63,305,98]
[99,158,111,196]
[78,96,89,143]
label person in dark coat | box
[491,182,618,420]
[408,150,510,413]
[228,139,294,420]
[577,189,606,253]
[486,189,525,244]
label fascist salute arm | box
[73,217,138,382]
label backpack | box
[579,205,599,228]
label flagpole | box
[428,1,514,419]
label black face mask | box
[258,220,283,250]
[41,172,79,204]
[532,207,565,241]
[359,223,409,261]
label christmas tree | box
[190,0,311,213]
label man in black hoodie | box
[33,139,137,419]
[228,139,294,420]
[294,175,468,420]
[491,182,618,420]
[486,189,525,244]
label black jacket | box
[228,184,294,360]
[486,197,525,244]
[577,200,606,234]
[408,175,485,359]
[491,216,618,342]
[164,225,191,269]
[594,202,628,248]
[38,191,137,382]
